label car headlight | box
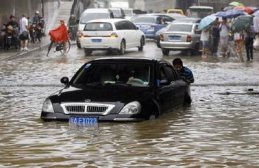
[119,101,141,114]
[42,98,54,113]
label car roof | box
[133,14,159,18]
[173,17,201,23]
[189,6,213,9]
[86,18,130,23]
[90,56,168,64]
[170,22,197,25]
[82,8,111,14]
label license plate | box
[69,117,98,127]
[169,36,180,40]
[91,39,102,43]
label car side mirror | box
[60,77,69,86]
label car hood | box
[52,85,153,104]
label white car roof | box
[189,6,213,9]
[82,8,111,14]
[86,18,129,23]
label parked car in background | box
[41,57,191,123]
[76,8,114,48]
[78,19,145,55]
[131,14,174,39]
[109,8,125,18]
[155,14,188,47]
[160,22,201,56]
[167,8,185,15]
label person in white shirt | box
[234,31,244,62]
[200,28,210,58]
[19,14,29,51]
[219,18,230,57]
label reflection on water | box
[1,46,259,167]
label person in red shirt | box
[47,20,69,55]
[49,20,69,42]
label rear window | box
[80,13,111,24]
[132,16,156,24]
[168,24,193,32]
[84,22,113,31]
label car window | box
[84,22,113,31]
[168,24,193,32]
[116,21,137,30]
[162,16,174,22]
[72,63,152,87]
[126,21,137,30]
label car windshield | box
[80,13,110,24]
[132,16,156,24]
[84,22,113,31]
[72,62,152,87]
[168,24,193,32]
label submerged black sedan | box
[41,57,191,123]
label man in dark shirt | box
[172,58,194,84]
[6,15,19,29]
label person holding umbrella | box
[200,28,210,58]
[244,25,255,62]
[219,17,230,57]
[233,31,244,62]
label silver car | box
[160,22,201,56]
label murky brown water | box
[1,42,259,167]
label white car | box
[76,8,114,48]
[78,19,145,55]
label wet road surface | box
[1,41,259,167]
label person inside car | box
[172,58,194,84]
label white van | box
[76,8,114,48]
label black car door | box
[158,63,185,113]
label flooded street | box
[1,42,259,167]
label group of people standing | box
[1,11,44,51]
[201,17,255,62]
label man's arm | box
[181,67,194,84]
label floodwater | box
[1,42,259,167]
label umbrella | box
[223,6,234,11]
[229,1,244,7]
[215,9,244,18]
[234,6,254,14]
[198,14,217,30]
[231,15,253,32]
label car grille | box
[61,102,115,115]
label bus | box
[187,6,214,18]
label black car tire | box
[162,48,169,56]
[119,40,126,55]
[138,37,144,51]
[84,49,92,56]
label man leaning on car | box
[172,58,194,84]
